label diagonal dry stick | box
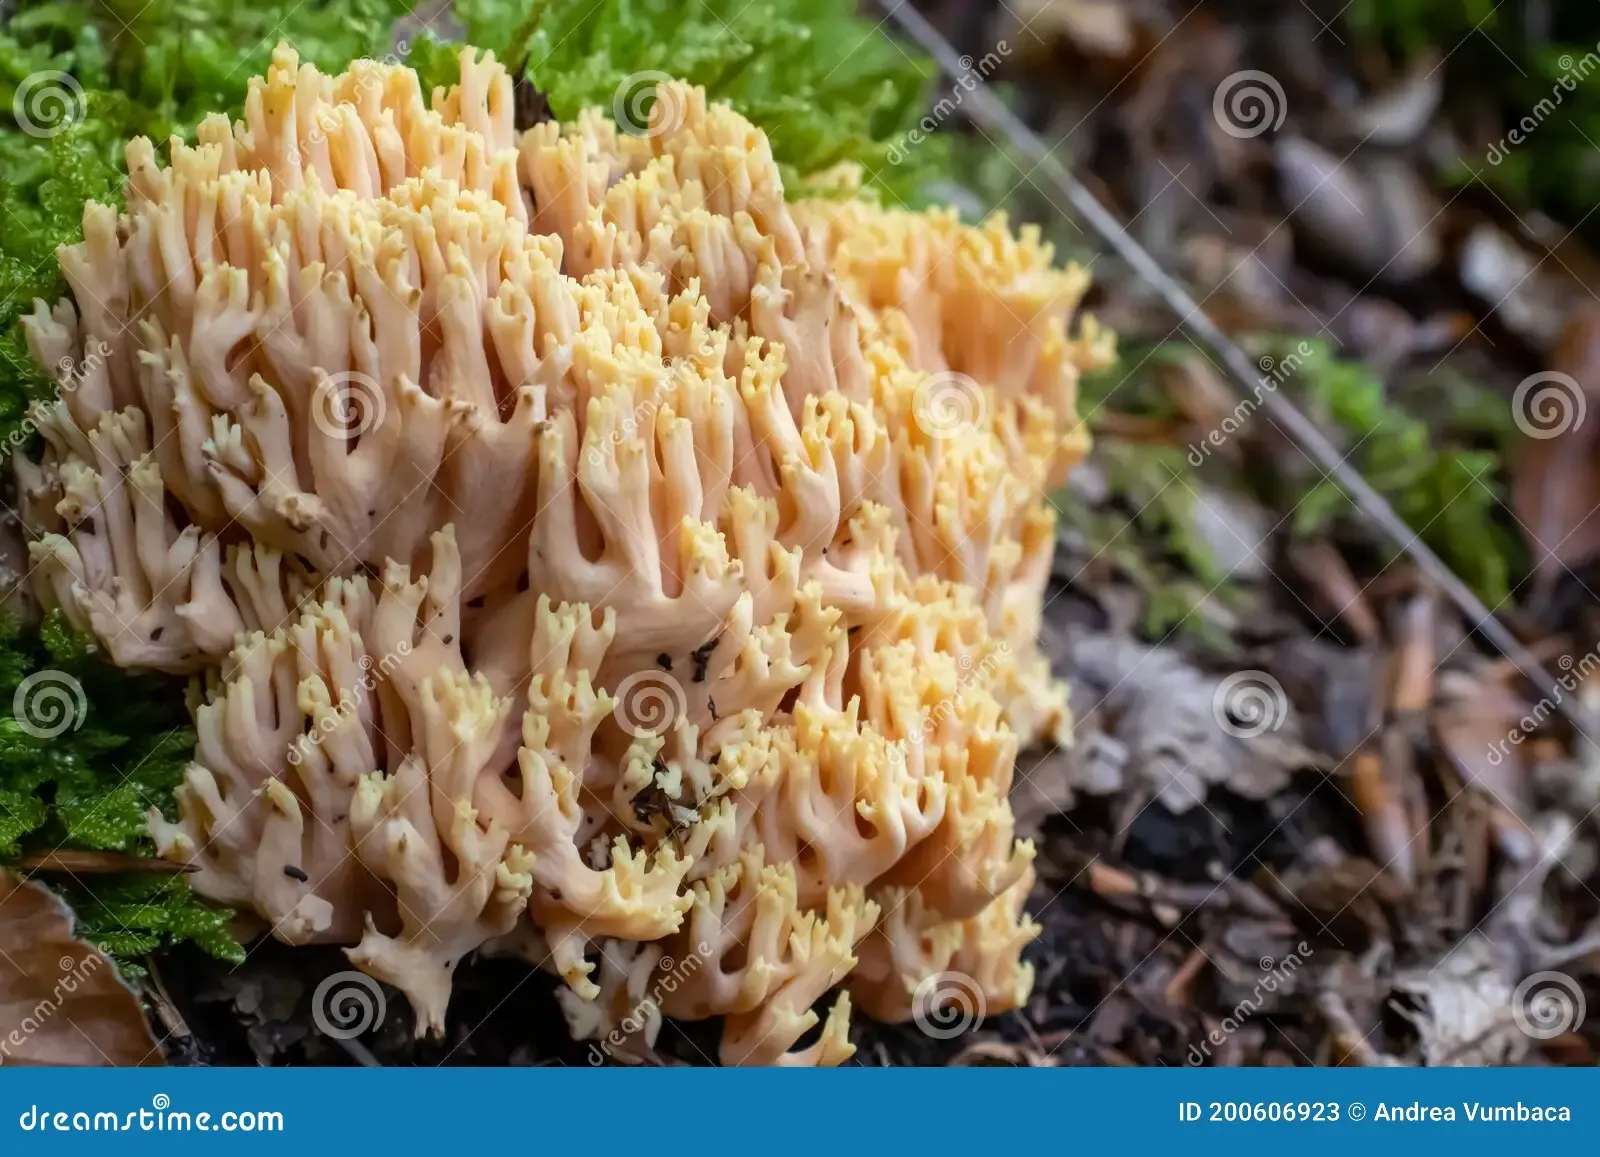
[873,0,1587,738]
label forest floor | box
[120,0,1600,1066]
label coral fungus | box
[14,45,1110,1064]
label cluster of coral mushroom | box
[14,45,1111,1064]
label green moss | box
[0,612,243,967]
[1054,348,1250,650]
[446,0,946,203]
[1346,3,1600,231]
[64,874,246,976]
[1285,339,1520,606]
[1344,0,1504,57]
[0,615,181,855]
[1068,337,1521,634]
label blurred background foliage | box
[1348,0,1600,227]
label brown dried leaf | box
[0,869,163,1066]
[1433,669,1532,815]
[1288,542,1380,645]
[1156,351,1237,439]
[1261,841,1402,951]
[1349,742,1417,888]
[1389,589,1436,715]
[1512,305,1600,588]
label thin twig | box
[872,0,1589,740]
